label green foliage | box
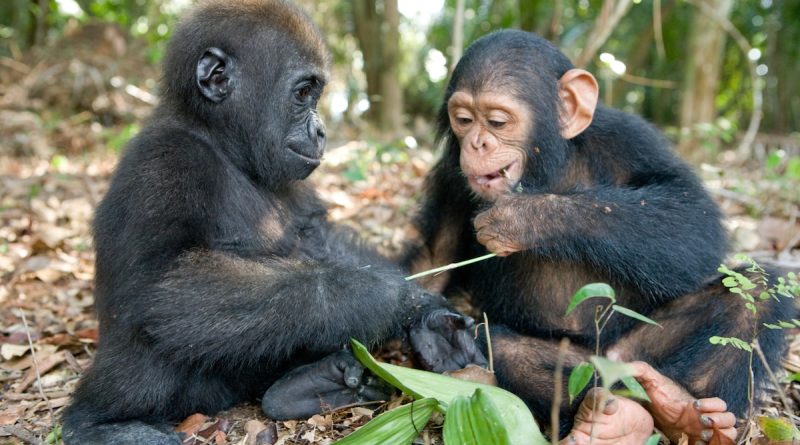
[334,398,438,445]
[709,335,752,352]
[610,305,661,327]
[347,339,548,445]
[757,416,800,442]
[644,433,662,445]
[45,425,61,444]
[443,389,510,445]
[565,283,660,405]
[567,362,594,403]
[106,123,139,153]
[717,255,799,336]
[565,282,615,316]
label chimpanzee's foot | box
[630,361,737,444]
[559,387,654,445]
[261,350,392,420]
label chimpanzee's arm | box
[473,177,726,299]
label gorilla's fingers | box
[343,364,364,389]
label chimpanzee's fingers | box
[473,211,493,231]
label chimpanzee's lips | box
[471,161,516,186]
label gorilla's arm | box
[140,250,430,366]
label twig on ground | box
[483,312,494,373]
[20,311,55,423]
[0,425,44,445]
[753,339,796,426]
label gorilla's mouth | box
[288,147,322,166]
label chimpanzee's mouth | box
[473,161,516,186]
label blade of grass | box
[404,253,497,281]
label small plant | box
[713,254,799,440]
[565,283,661,403]
[563,283,662,444]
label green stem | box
[404,253,498,281]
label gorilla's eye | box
[456,117,472,126]
[488,120,506,129]
[297,85,312,98]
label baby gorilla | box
[62,2,483,444]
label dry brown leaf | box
[244,419,267,445]
[0,344,29,361]
[0,407,22,426]
[15,350,66,393]
[174,413,208,438]
[708,426,736,445]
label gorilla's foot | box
[62,419,182,445]
[262,350,392,420]
[559,388,654,445]
[631,361,737,444]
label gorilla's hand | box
[262,350,391,420]
[409,303,488,373]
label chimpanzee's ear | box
[197,47,234,103]
[557,69,599,139]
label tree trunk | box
[677,0,733,158]
[378,0,403,133]
[351,0,404,134]
[451,0,465,71]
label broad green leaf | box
[611,305,662,327]
[334,397,437,445]
[590,356,634,390]
[619,376,650,402]
[785,373,800,383]
[745,302,757,314]
[644,433,662,445]
[565,283,616,316]
[757,416,800,441]
[350,339,547,445]
[721,276,738,288]
[443,389,510,445]
[567,363,594,403]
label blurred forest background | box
[1,1,799,444]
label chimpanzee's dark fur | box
[404,30,792,437]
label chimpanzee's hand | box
[261,350,392,420]
[473,194,541,256]
[409,306,488,373]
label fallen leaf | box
[708,426,736,445]
[255,422,278,445]
[443,364,497,386]
[1,344,30,361]
[174,413,208,438]
[15,350,66,393]
[0,407,21,426]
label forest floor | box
[2,23,800,445]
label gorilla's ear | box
[197,47,234,103]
